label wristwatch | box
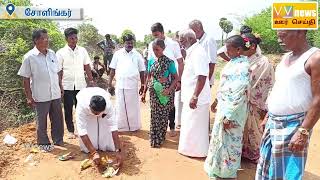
[192,95,198,100]
[298,127,310,136]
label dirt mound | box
[0,122,36,178]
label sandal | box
[58,152,74,161]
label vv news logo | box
[272,2,318,30]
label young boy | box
[91,56,105,80]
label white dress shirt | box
[76,87,117,152]
[56,45,91,90]
[109,48,146,89]
[18,47,61,102]
[181,42,211,105]
[199,33,217,85]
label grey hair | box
[152,38,166,49]
[178,29,196,39]
[189,19,203,30]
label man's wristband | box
[115,148,121,153]
[192,95,198,100]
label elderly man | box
[189,19,217,87]
[256,30,320,180]
[178,29,211,157]
[148,22,184,136]
[76,87,123,168]
[18,29,64,151]
[56,27,94,139]
[108,34,145,132]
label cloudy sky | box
[31,0,278,40]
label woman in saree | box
[241,33,275,163]
[204,35,250,179]
[141,38,178,148]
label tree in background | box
[219,17,233,46]
[110,34,120,44]
[120,29,136,44]
[119,29,146,52]
[244,8,281,54]
[306,1,320,48]
[245,6,319,54]
[0,0,65,131]
[77,23,104,57]
[166,30,175,39]
[144,34,154,45]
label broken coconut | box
[80,159,93,170]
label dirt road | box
[1,83,319,180]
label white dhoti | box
[115,88,141,132]
[174,90,183,126]
[178,103,209,157]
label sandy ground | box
[0,80,320,180]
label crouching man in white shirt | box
[76,87,123,168]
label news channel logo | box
[272,1,318,30]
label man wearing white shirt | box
[108,34,145,132]
[147,22,184,135]
[76,87,123,168]
[18,29,64,151]
[189,19,217,87]
[178,29,210,157]
[56,28,94,139]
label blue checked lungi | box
[255,112,310,180]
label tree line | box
[0,0,318,131]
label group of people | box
[18,28,123,167]
[17,19,320,180]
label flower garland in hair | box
[243,37,251,48]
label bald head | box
[179,29,197,49]
[189,19,204,39]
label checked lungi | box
[255,112,310,180]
